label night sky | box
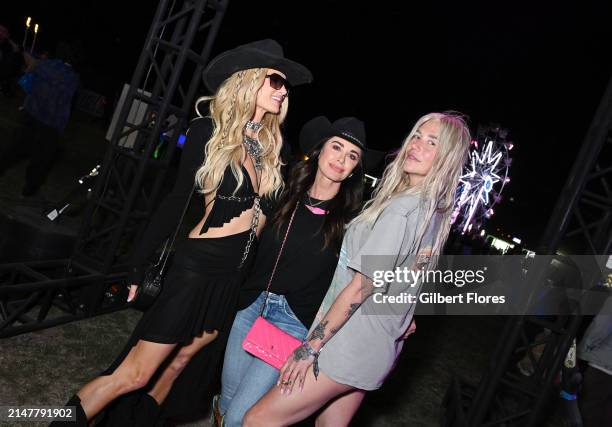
[4,1,612,248]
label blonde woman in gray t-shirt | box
[244,112,471,427]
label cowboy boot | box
[210,394,224,427]
[49,394,87,427]
[132,393,162,427]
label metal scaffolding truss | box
[443,76,612,426]
[0,260,121,338]
[0,0,229,338]
[75,0,229,274]
[539,78,612,256]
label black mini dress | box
[100,117,273,422]
[135,164,262,344]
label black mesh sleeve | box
[127,117,213,284]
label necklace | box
[243,121,263,171]
[245,120,263,132]
[306,192,326,207]
[305,193,330,215]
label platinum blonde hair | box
[193,68,287,197]
[355,112,471,257]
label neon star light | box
[452,126,512,233]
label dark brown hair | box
[272,145,365,250]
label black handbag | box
[133,185,195,310]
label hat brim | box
[299,116,385,173]
[203,48,312,92]
[299,116,333,155]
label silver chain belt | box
[217,194,256,202]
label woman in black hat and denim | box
[214,116,383,427]
[245,112,471,427]
[50,39,311,426]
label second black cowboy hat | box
[299,116,385,173]
[202,39,313,92]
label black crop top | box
[200,164,260,234]
[238,198,340,328]
[127,117,274,284]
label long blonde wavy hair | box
[355,112,471,258]
[194,68,287,197]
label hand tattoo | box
[308,320,328,341]
[293,344,310,361]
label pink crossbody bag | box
[242,202,302,369]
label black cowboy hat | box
[203,39,313,92]
[299,116,385,173]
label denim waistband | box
[253,291,304,327]
[254,291,287,306]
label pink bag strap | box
[259,201,299,317]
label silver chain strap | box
[237,137,263,270]
[238,196,261,269]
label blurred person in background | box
[0,41,79,197]
[0,25,22,96]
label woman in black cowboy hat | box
[50,39,311,426]
[245,112,471,427]
[214,116,383,427]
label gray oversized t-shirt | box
[310,194,441,390]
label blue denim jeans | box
[219,291,308,427]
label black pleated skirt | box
[138,230,250,344]
[100,230,253,423]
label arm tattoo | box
[293,345,310,361]
[309,304,360,343]
[330,303,360,336]
[308,320,328,341]
[346,303,360,317]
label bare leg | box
[76,340,175,420]
[148,330,219,403]
[315,389,366,427]
[243,368,354,427]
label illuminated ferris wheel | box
[451,124,513,234]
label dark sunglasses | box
[266,73,290,93]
